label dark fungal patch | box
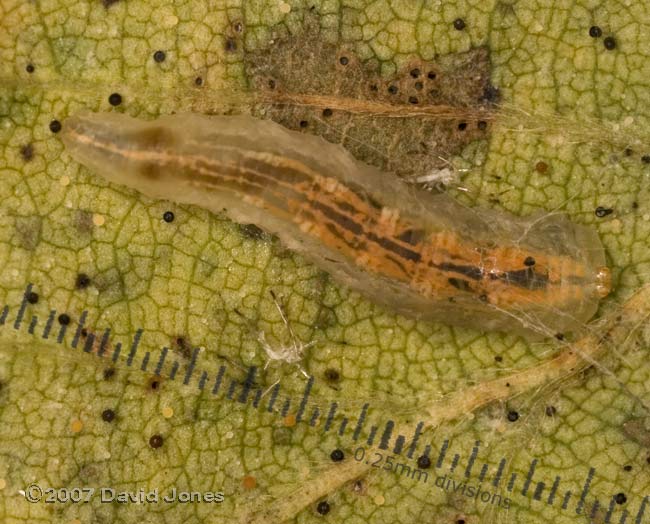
[75,273,91,289]
[615,493,627,505]
[299,119,309,128]
[524,256,535,266]
[163,211,175,223]
[316,501,331,515]
[108,92,122,106]
[103,367,116,380]
[153,50,166,63]
[20,144,34,161]
[148,378,161,391]
[595,206,614,218]
[330,449,344,462]
[58,313,71,325]
[477,120,487,130]
[27,291,39,304]
[339,56,349,66]
[507,410,519,422]
[322,108,333,117]
[545,405,557,416]
[555,333,565,341]
[25,64,35,73]
[101,409,116,422]
[642,155,650,164]
[102,0,119,7]
[589,25,602,38]
[195,76,203,86]
[458,122,467,131]
[603,36,616,50]
[494,355,503,362]
[149,434,164,448]
[624,465,632,472]
[49,119,62,133]
[417,455,431,469]
[453,18,466,30]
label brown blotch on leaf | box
[245,14,495,181]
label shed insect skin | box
[61,112,612,338]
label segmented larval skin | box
[61,112,611,338]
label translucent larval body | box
[61,112,611,338]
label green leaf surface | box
[1,0,650,523]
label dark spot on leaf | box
[330,449,344,462]
[49,120,62,133]
[103,368,116,380]
[20,144,34,161]
[324,368,340,382]
[195,76,203,86]
[545,406,557,416]
[149,434,164,448]
[25,64,35,73]
[163,211,175,223]
[102,409,116,422]
[108,92,122,106]
[58,313,71,325]
[453,18,466,30]
[240,223,265,239]
[225,38,237,52]
[153,50,166,62]
[507,410,519,422]
[604,36,616,50]
[595,206,613,218]
[417,455,431,468]
[27,291,39,304]
[589,26,602,38]
[316,501,330,515]
[76,273,91,289]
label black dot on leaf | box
[614,492,627,505]
[330,449,344,462]
[108,92,122,106]
[194,76,203,86]
[27,291,39,304]
[101,409,116,422]
[316,501,330,515]
[595,206,614,218]
[49,120,62,133]
[417,455,431,469]
[589,25,602,38]
[339,56,349,65]
[453,18,466,30]
[153,50,166,63]
[604,36,616,50]
[322,108,333,117]
[58,313,71,325]
[507,410,519,422]
[163,211,175,223]
[26,64,35,73]
[149,434,164,448]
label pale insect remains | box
[61,112,612,338]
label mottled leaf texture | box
[1,1,650,524]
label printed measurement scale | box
[3,283,648,523]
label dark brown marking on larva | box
[448,277,473,292]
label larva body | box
[62,112,611,337]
